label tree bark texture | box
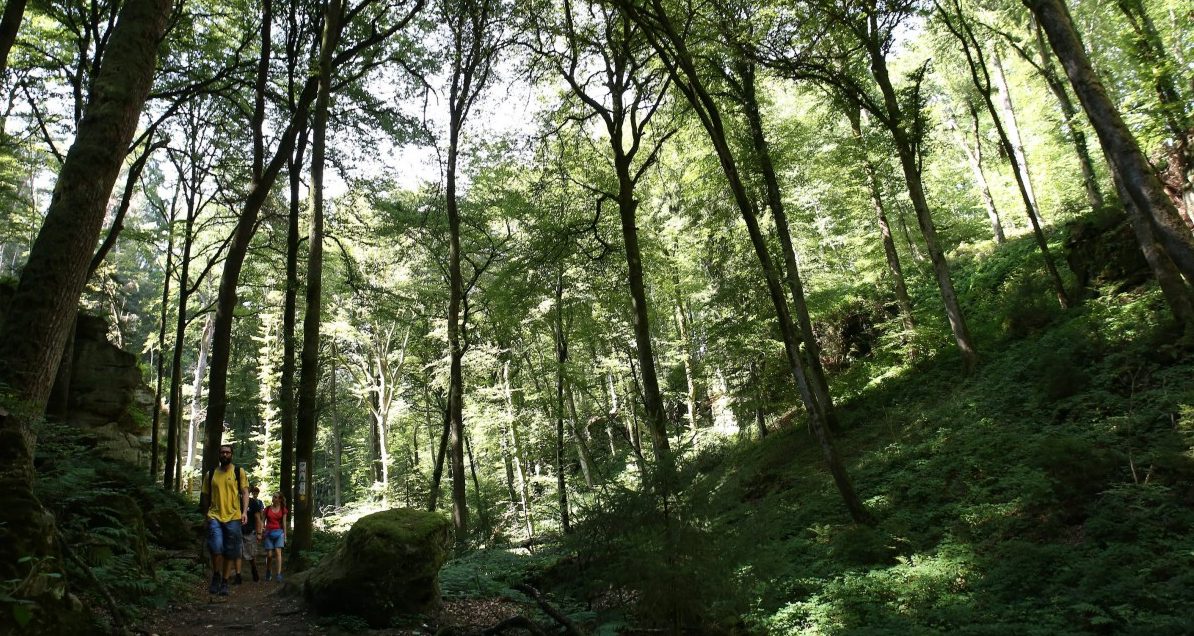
[0,0,170,629]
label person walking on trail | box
[202,444,249,596]
[236,485,265,583]
[263,492,288,582]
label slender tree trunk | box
[464,430,489,534]
[672,290,700,434]
[751,359,767,439]
[737,59,840,433]
[1028,20,1104,209]
[613,160,672,458]
[867,39,978,374]
[991,48,1042,225]
[0,0,170,628]
[849,105,917,331]
[293,0,342,557]
[165,162,203,491]
[553,272,571,533]
[614,0,873,523]
[945,109,1005,243]
[151,209,176,480]
[428,407,450,512]
[331,339,342,508]
[566,382,595,488]
[201,78,320,485]
[280,127,308,514]
[185,312,213,475]
[1112,0,1193,224]
[503,359,534,536]
[940,7,1071,308]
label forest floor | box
[137,565,535,635]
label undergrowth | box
[462,229,1194,633]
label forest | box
[0,0,1192,631]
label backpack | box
[206,464,247,515]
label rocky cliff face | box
[56,313,154,464]
[0,279,152,465]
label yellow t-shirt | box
[203,465,249,522]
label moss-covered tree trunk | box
[0,0,170,630]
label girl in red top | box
[263,493,288,582]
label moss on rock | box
[302,508,451,627]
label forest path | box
[137,564,534,635]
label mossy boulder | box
[302,508,451,627]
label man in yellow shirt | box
[201,444,249,596]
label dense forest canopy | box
[0,0,1192,631]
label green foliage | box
[30,419,204,627]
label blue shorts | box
[207,518,243,559]
[263,528,285,550]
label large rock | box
[302,508,451,627]
[1064,210,1150,292]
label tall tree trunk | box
[672,287,701,433]
[331,339,342,508]
[185,311,213,479]
[1026,20,1105,209]
[151,205,176,480]
[1025,0,1194,298]
[613,0,873,523]
[201,78,318,498]
[945,108,1005,243]
[0,0,26,79]
[464,430,489,534]
[1112,0,1192,223]
[293,0,342,557]
[866,37,978,373]
[566,373,595,488]
[503,358,534,536]
[0,0,170,629]
[552,271,571,533]
[751,358,767,438]
[428,406,450,512]
[279,127,308,514]
[737,58,840,433]
[991,48,1042,225]
[850,107,918,332]
[164,153,204,490]
[940,4,1071,308]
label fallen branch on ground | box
[513,584,583,636]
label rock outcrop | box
[300,508,452,627]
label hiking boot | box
[208,573,220,595]
[218,580,230,596]
[275,573,283,583]
[233,572,242,585]
[265,571,273,582]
